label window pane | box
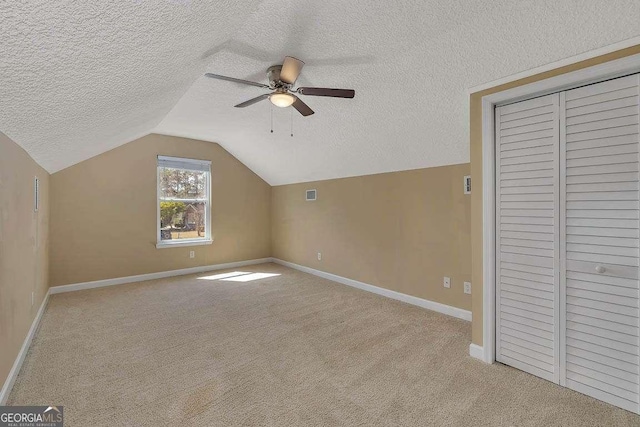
[159,167,207,199]
[159,201,206,241]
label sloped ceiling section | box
[0,0,261,172]
[1,1,640,185]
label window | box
[157,156,211,248]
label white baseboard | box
[0,290,50,405]
[273,258,472,322]
[469,343,487,362]
[49,257,273,294]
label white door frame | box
[479,52,640,364]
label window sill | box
[156,239,213,249]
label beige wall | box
[470,45,640,345]
[50,134,271,286]
[272,164,472,311]
[0,132,49,391]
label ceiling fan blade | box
[297,87,355,98]
[292,95,314,117]
[234,94,270,108]
[280,56,305,85]
[205,73,269,89]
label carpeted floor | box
[8,263,640,426]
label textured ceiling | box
[2,1,640,184]
[0,0,261,172]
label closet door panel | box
[496,93,560,383]
[561,73,640,413]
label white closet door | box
[496,93,560,383]
[561,74,640,413]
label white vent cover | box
[306,189,317,201]
[464,175,471,194]
[34,177,39,212]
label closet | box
[496,73,640,413]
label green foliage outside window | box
[160,201,186,227]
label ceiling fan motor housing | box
[267,65,290,89]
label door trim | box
[558,90,567,386]
[469,36,640,94]
[478,52,640,365]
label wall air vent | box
[34,177,40,212]
[306,189,317,201]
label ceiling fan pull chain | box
[270,104,274,133]
[290,109,294,137]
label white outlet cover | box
[317,252,322,261]
[443,277,451,289]
[464,282,472,294]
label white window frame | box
[156,155,212,249]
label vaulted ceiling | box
[2,1,640,185]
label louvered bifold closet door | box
[561,74,640,413]
[496,93,560,383]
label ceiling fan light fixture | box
[270,92,295,108]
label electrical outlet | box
[443,277,451,289]
[464,282,472,294]
[189,250,195,259]
[317,252,322,261]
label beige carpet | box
[8,263,640,426]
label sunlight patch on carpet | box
[221,273,281,282]
[197,271,250,280]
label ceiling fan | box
[204,56,355,117]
